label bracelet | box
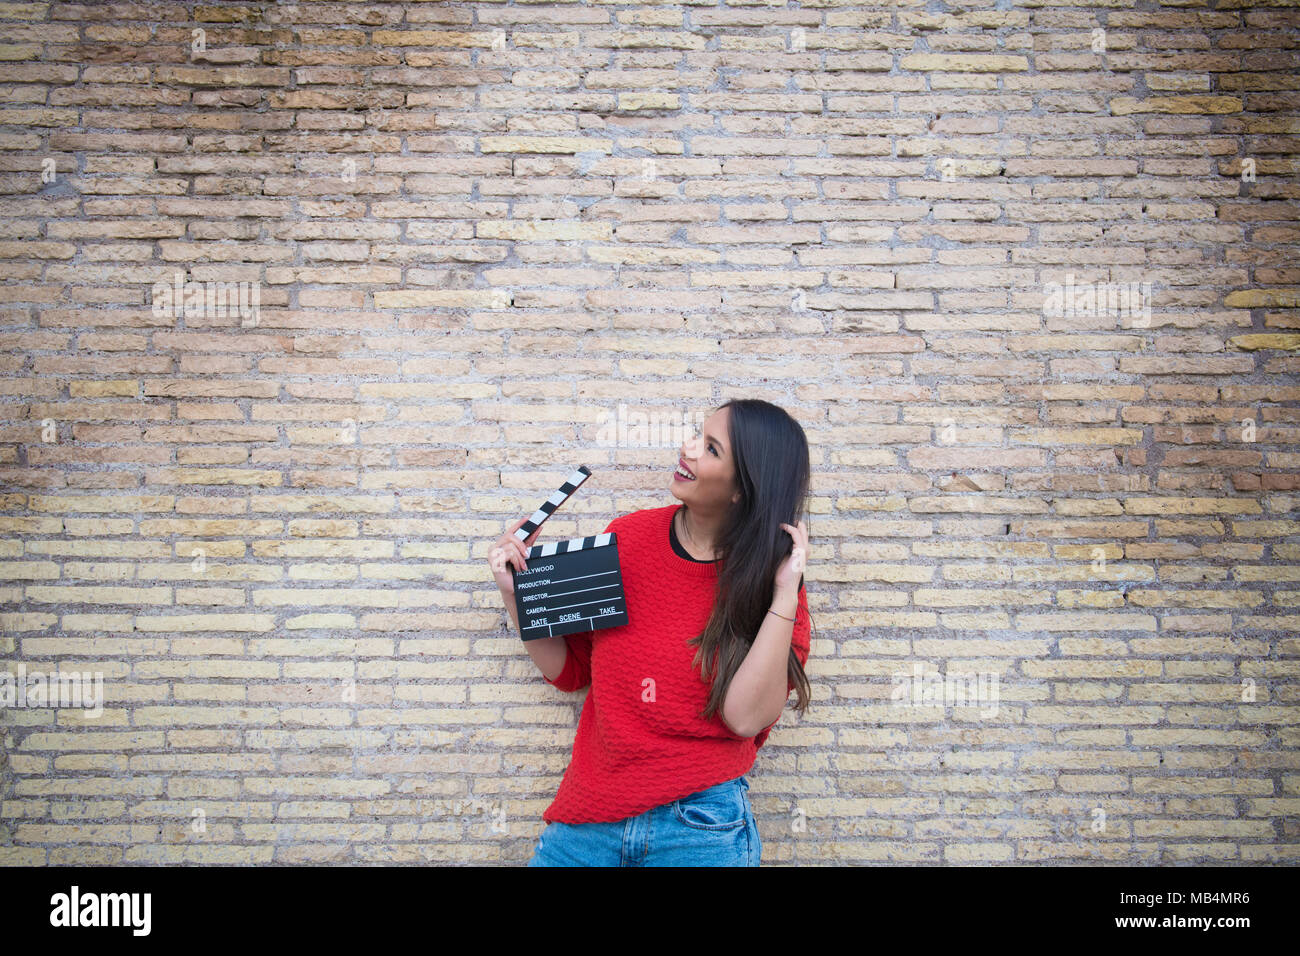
[767,607,795,623]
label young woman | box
[488,398,815,866]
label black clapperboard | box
[511,465,629,641]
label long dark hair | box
[686,398,815,723]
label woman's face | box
[670,407,739,508]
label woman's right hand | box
[489,516,541,596]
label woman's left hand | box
[774,520,808,597]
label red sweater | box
[540,503,811,824]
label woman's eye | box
[708,443,718,456]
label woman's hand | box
[773,519,808,598]
[488,516,541,596]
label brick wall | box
[1,2,1298,865]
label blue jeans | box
[527,774,761,867]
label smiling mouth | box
[675,461,696,480]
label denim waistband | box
[702,774,749,793]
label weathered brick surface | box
[1,2,1298,866]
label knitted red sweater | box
[540,503,811,824]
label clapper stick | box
[513,465,592,544]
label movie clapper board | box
[511,465,629,641]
